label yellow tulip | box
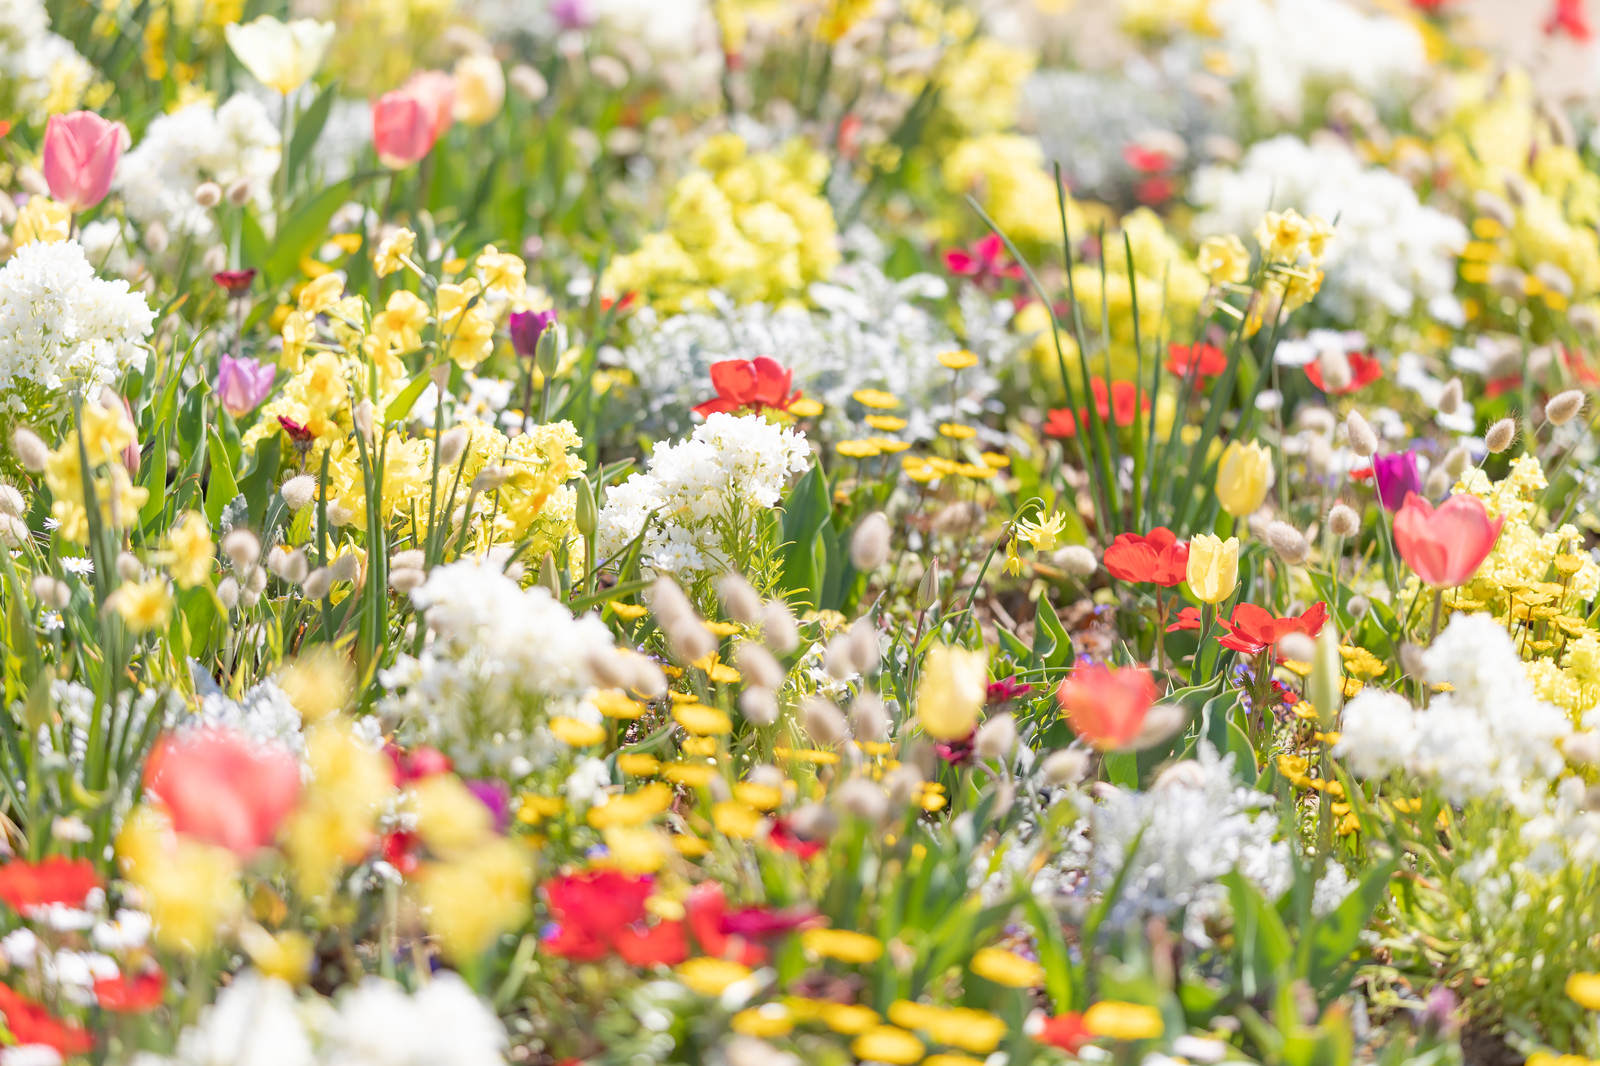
[452,54,505,126]
[1215,440,1272,517]
[224,16,335,95]
[1187,534,1239,604]
[916,644,988,740]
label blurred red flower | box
[0,857,100,913]
[1103,528,1189,587]
[694,357,801,417]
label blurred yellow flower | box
[1215,440,1272,517]
[1187,534,1239,604]
[916,644,988,740]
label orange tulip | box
[1056,663,1159,751]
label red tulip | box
[1166,342,1227,379]
[1216,602,1328,656]
[1056,663,1159,751]
[0,857,100,914]
[1392,492,1504,588]
[1103,528,1189,587]
[143,728,301,857]
[403,70,457,143]
[1035,1012,1094,1053]
[42,111,124,212]
[692,357,800,417]
[0,983,94,1056]
[542,869,655,961]
[93,967,165,1012]
[1545,0,1592,40]
[1304,351,1382,394]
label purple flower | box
[215,355,276,417]
[508,309,557,358]
[465,779,512,833]
[549,0,594,29]
[1372,450,1422,511]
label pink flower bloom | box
[1392,492,1504,588]
[215,355,275,417]
[143,728,301,857]
[42,111,124,213]
[372,72,454,168]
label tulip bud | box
[1186,534,1239,604]
[915,644,987,740]
[10,427,49,472]
[538,551,560,597]
[1485,418,1516,454]
[574,477,597,539]
[221,528,260,570]
[1327,503,1359,537]
[1345,411,1378,458]
[1571,305,1600,337]
[974,714,1017,761]
[850,512,892,571]
[281,474,318,510]
[916,559,940,608]
[1545,389,1585,426]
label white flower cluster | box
[0,0,96,124]
[379,558,618,773]
[476,0,720,94]
[1063,745,1351,942]
[597,412,811,576]
[134,971,506,1066]
[0,241,156,409]
[1193,134,1467,324]
[117,94,281,240]
[1336,614,1572,811]
[192,679,308,760]
[1209,0,1427,125]
[611,260,1011,441]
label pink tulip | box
[143,728,301,857]
[372,71,454,169]
[41,111,124,213]
[1392,492,1504,588]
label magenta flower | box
[1372,450,1422,511]
[508,309,557,358]
[216,356,276,417]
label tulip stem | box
[1428,587,1444,645]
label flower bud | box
[801,696,848,746]
[221,528,260,570]
[850,512,892,571]
[0,483,23,518]
[438,426,469,468]
[1437,377,1463,416]
[974,714,1017,761]
[734,641,785,691]
[739,686,779,726]
[1041,748,1089,787]
[30,575,70,609]
[759,599,799,654]
[1345,410,1378,458]
[847,618,878,675]
[1422,468,1451,499]
[281,474,318,510]
[916,559,940,609]
[1442,445,1470,480]
[849,692,889,742]
[10,427,49,472]
[715,573,762,625]
[1485,418,1516,453]
[651,577,716,663]
[1545,389,1585,426]
[1327,503,1359,537]
[216,576,240,610]
[1265,520,1310,565]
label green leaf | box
[778,465,830,606]
[204,427,240,526]
[267,175,375,283]
[384,370,434,423]
[1224,871,1294,1000]
[1305,858,1397,999]
[287,81,339,184]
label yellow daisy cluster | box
[1450,456,1600,718]
[42,399,148,544]
[602,134,840,312]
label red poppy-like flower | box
[613,918,689,967]
[1166,342,1227,379]
[1135,176,1176,205]
[0,983,94,1056]
[944,233,1023,286]
[1166,605,1201,633]
[93,967,165,1013]
[684,883,765,965]
[600,292,636,315]
[542,869,656,961]
[387,744,452,784]
[212,268,257,294]
[1056,663,1160,751]
[1304,351,1383,394]
[1035,1011,1094,1053]
[1103,528,1189,587]
[1044,380,1150,439]
[1546,0,1592,40]
[1043,407,1081,439]
[381,830,423,878]
[1216,602,1329,656]
[767,817,825,860]
[693,357,801,418]
[0,857,100,914]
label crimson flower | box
[693,357,801,418]
[0,857,100,914]
[93,967,165,1012]
[1216,602,1329,656]
[986,676,1035,703]
[1304,351,1382,393]
[944,233,1022,286]
[684,884,765,965]
[767,817,825,860]
[1546,0,1592,40]
[1122,144,1171,174]
[1035,1011,1094,1053]
[1167,605,1201,633]
[212,268,257,294]
[1166,342,1227,379]
[387,744,452,784]
[277,416,314,445]
[542,869,656,961]
[1103,528,1189,587]
[0,983,93,1056]
[381,830,423,878]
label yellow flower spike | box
[788,397,823,417]
[837,439,882,459]
[1083,1000,1164,1041]
[662,762,717,788]
[938,349,979,370]
[851,389,899,409]
[550,716,606,747]
[865,414,908,432]
[677,957,752,997]
[712,800,763,838]
[616,754,661,777]
[801,927,884,964]
[970,945,1044,987]
[850,1026,924,1065]
[674,703,733,735]
[938,422,977,440]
